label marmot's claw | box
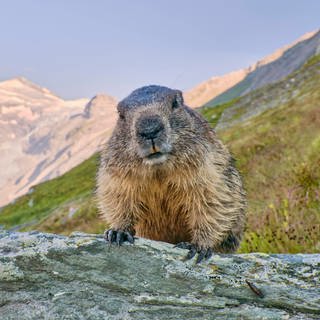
[205,248,213,259]
[174,242,192,250]
[104,229,115,242]
[125,231,135,244]
[116,230,124,245]
[104,229,134,245]
[175,242,213,263]
[186,246,197,260]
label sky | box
[0,0,319,100]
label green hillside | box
[0,154,105,234]
[204,76,252,107]
[219,54,320,253]
[0,54,319,253]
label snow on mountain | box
[1,29,319,207]
[0,78,117,206]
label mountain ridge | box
[1,29,319,207]
[184,29,319,108]
[1,53,319,254]
[0,78,117,207]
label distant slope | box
[204,54,320,253]
[1,54,319,253]
[0,153,105,234]
[2,30,318,206]
[205,30,320,107]
[184,30,319,108]
[0,77,117,206]
[183,69,248,108]
[211,53,320,131]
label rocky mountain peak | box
[0,77,117,206]
[251,30,318,70]
[0,77,62,109]
[0,76,32,88]
[83,94,117,118]
[0,77,57,97]
[185,29,320,108]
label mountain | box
[183,69,248,108]
[1,30,318,208]
[0,78,117,206]
[1,53,319,253]
[215,54,320,253]
[184,30,320,108]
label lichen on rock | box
[0,230,319,319]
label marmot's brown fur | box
[97,85,246,262]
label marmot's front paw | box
[104,229,135,245]
[174,242,213,263]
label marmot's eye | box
[172,99,179,110]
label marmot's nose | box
[136,115,165,140]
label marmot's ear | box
[172,90,184,109]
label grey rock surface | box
[0,231,319,319]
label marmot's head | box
[112,85,207,169]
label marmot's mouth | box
[147,152,164,159]
[143,151,168,165]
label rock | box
[83,94,117,119]
[0,231,319,319]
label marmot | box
[97,85,246,263]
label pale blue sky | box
[1,0,319,99]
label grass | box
[201,98,239,127]
[303,53,320,68]
[0,154,105,235]
[206,56,320,253]
[1,54,319,252]
[204,76,252,107]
